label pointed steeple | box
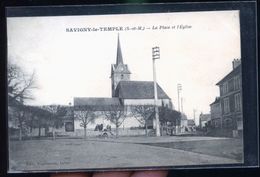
[116,33,124,65]
[111,34,131,97]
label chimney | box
[232,59,241,69]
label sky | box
[7,10,241,124]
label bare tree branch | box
[130,105,154,136]
[8,63,37,104]
[74,105,97,139]
[102,105,126,138]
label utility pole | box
[177,84,182,112]
[181,97,184,113]
[193,109,196,125]
[152,46,160,137]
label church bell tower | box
[111,34,131,97]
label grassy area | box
[141,138,243,161]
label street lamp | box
[152,46,160,137]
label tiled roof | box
[216,65,241,85]
[115,81,170,99]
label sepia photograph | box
[7,9,244,172]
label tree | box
[159,106,181,135]
[43,105,67,140]
[130,105,154,136]
[22,106,38,139]
[9,104,50,140]
[8,62,36,104]
[74,106,96,140]
[103,105,126,138]
[8,62,37,140]
[25,106,52,138]
[12,104,28,141]
[159,106,181,125]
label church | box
[73,35,172,132]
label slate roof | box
[74,97,122,111]
[216,65,241,85]
[116,34,124,65]
[74,97,121,106]
[210,97,220,105]
[111,34,131,74]
[115,81,170,99]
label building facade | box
[216,59,242,137]
[210,97,222,128]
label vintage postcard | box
[7,7,246,173]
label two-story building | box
[216,59,242,137]
[210,97,222,128]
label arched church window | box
[121,74,124,79]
